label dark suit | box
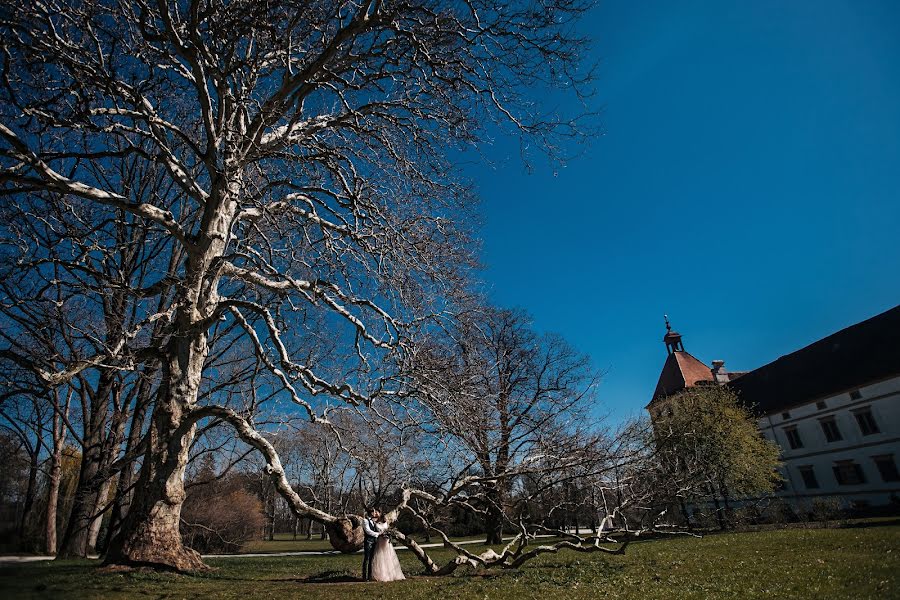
[361,517,379,581]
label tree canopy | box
[651,385,783,526]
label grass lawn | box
[1,524,898,599]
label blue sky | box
[466,0,900,423]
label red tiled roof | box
[648,351,714,406]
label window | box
[853,408,880,436]
[820,417,842,443]
[816,401,827,410]
[781,411,791,420]
[849,389,862,401]
[873,455,900,483]
[832,460,866,486]
[783,426,803,449]
[798,466,819,489]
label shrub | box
[181,478,265,554]
[809,497,846,522]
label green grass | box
[1,524,898,599]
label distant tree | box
[651,386,783,529]
[0,431,31,545]
[0,394,47,544]
[407,306,604,545]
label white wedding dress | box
[371,521,405,581]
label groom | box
[361,506,381,581]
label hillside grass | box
[1,523,897,599]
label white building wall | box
[758,374,900,509]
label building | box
[646,306,900,509]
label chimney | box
[711,360,726,383]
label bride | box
[371,516,405,582]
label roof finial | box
[662,315,684,354]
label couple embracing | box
[361,507,405,582]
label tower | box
[663,314,685,354]
[647,316,715,408]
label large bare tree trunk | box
[104,425,202,569]
[105,330,209,571]
[105,195,232,570]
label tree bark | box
[484,486,504,545]
[103,376,152,553]
[58,369,120,558]
[19,452,39,541]
[267,494,276,541]
[58,459,102,557]
[86,477,114,551]
[45,411,65,555]
[104,188,238,571]
[104,331,209,571]
[104,403,204,569]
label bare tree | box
[412,306,601,544]
[1,0,592,571]
[0,394,47,542]
[0,170,178,558]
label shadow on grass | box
[301,570,359,584]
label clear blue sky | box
[466,0,900,423]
